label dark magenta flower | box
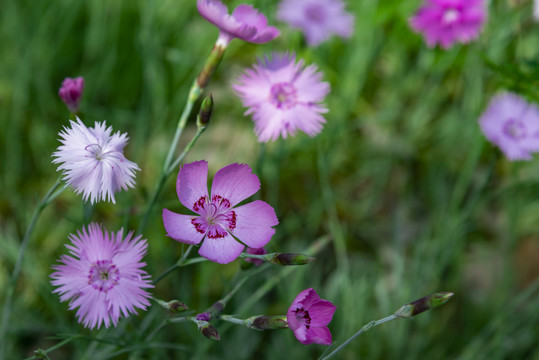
[163,160,279,264]
[287,288,336,345]
[409,0,486,49]
[277,0,354,46]
[197,0,280,47]
[59,76,84,113]
[479,92,539,161]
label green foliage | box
[1,0,538,359]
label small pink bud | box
[59,77,84,113]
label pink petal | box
[162,209,204,245]
[177,160,209,211]
[306,326,332,345]
[232,4,268,28]
[290,288,318,309]
[231,200,278,248]
[198,233,245,264]
[308,300,337,327]
[210,163,260,206]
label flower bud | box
[197,94,214,128]
[246,315,288,331]
[156,299,189,313]
[58,77,84,113]
[198,322,221,341]
[269,253,315,266]
[394,292,454,318]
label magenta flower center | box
[192,195,237,239]
[442,8,460,24]
[503,119,527,140]
[304,4,326,23]
[88,259,120,292]
[270,82,298,109]
[294,307,312,329]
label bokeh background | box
[1,0,539,359]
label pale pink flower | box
[233,53,330,142]
[52,118,139,204]
[197,0,280,47]
[59,77,84,113]
[277,0,354,46]
[50,223,153,329]
[163,161,279,264]
[479,92,539,161]
[409,0,486,49]
[287,288,336,345]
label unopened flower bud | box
[59,76,84,113]
[156,299,189,313]
[247,315,288,331]
[269,253,315,266]
[394,292,454,318]
[207,300,225,316]
[198,322,220,341]
[197,94,213,128]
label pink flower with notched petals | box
[479,92,539,161]
[233,53,330,142]
[287,288,336,345]
[197,0,280,47]
[409,0,486,49]
[52,118,139,204]
[163,160,279,264]
[277,0,354,47]
[50,223,153,329]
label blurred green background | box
[1,0,539,359]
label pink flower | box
[409,0,486,49]
[52,118,139,204]
[197,0,280,47]
[233,53,330,142]
[50,223,153,329]
[287,288,336,345]
[163,161,279,264]
[479,92,539,161]
[277,0,354,46]
[59,76,84,113]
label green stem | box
[152,245,197,285]
[0,179,63,360]
[319,315,398,360]
[137,126,206,235]
[219,315,246,326]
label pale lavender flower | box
[479,92,539,161]
[409,0,486,49]
[534,0,539,21]
[233,53,330,142]
[59,77,84,113]
[197,0,280,47]
[52,118,139,204]
[50,223,153,329]
[287,288,336,345]
[277,0,354,46]
[163,160,279,264]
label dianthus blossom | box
[479,92,539,161]
[277,0,354,46]
[59,76,84,113]
[233,53,330,142]
[534,0,539,21]
[287,288,336,345]
[52,118,139,203]
[409,0,486,49]
[50,223,153,329]
[197,0,280,47]
[163,160,279,264]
